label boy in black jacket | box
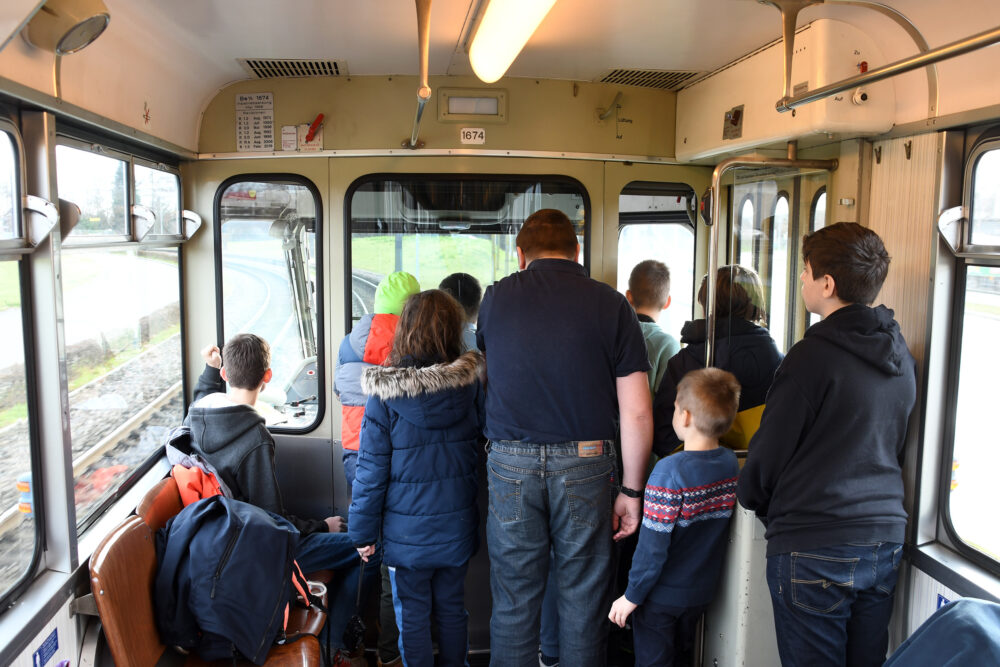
[736,223,916,667]
[184,334,371,666]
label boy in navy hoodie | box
[609,368,740,667]
[737,222,917,667]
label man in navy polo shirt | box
[477,208,653,667]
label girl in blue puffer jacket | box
[349,289,485,667]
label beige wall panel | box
[867,132,941,368]
[198,76,675,158]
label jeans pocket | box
[565,468,612,528]
[877,544,904,595]
[487,465,522,523]
[790,551,858,614]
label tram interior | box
[0,0,999,665]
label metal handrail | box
[404,0,433,149]
[776,24,1000,112]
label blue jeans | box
[539,552,560,659]
[486,440,616,667]
[343,450,358,494]
[766,542,903,667]
[296,531,379,650]
[388,563,470,667]
[631,602,705,667]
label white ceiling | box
[3,0,997,152]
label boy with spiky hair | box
[737,222,917,667]
[609,367,740,666]
[626,259,681,394]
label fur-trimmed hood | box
[360,351,485,431]
[361,351,484,399]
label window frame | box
[964,141,1000,253]
[343,172,592,334]
[55,132,188,536]
[132,156,183,241]
[0,118,45,610]
[767,190,794,349]
[616,180,698,324]
[735,193,757,267]
[212,173,326,435]
[937,135,1000,573]
[809,186,827,232]
[55,137,133,245]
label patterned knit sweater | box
[625,447,738,608]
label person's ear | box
[680,408,693,427]
[516,246,527,271]
[262,368,273,386]
[625,290,635,306]
[573,243,580,263]
[220,367,228,382]
[822,274,837,299]
[662,295,672,311]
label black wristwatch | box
[620,485,644,499]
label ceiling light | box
[469,0,557,84]
[23,0,110,55]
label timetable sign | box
[236,93,275,152]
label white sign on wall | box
[236,93,274,152]
[460,127,486,145]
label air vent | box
[238,58,348,79]
[598,69,701,91]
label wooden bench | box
[88,477,325,666]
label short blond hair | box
[676,368,741,438]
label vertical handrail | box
[705,155,838,368]
[404,0,433,149]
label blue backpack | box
[153,495,318,664]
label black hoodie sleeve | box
[192,364,226,404]
[237,435,329,537]
[736,359,816,520]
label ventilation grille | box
[598,69,701,91]
[238,58,348,79]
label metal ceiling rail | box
[776,24,1000,113]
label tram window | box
[737,196,755,268]
[0,128,38,601]
[134,163,181,236]
[62,247,183,534]
[216,178,323,432]
[946,264,1000,564]
[55,144,129,239]
[346,175,588,328]
[810,188,827,231]
[616,186,695,339]
[970,149,1000,246]
[769,194,791,351]
[0,132,16,240]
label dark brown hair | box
[628,259,671,310]
[676,368,741,439]
[801,222,889,305]
[222,333,270,389]
[515,208,578,261]
[388,290,465,367]
[697,265,766,324]
[439,272,482,320]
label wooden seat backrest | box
[90,515,166,667]
[137,475,184,532]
